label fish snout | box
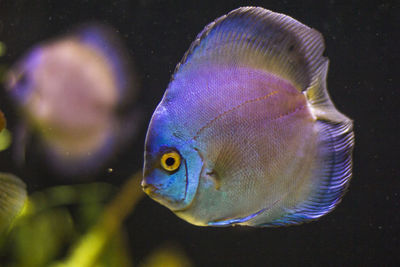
[141,179,157,195]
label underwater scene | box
[0,0,398,266]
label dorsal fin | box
[173,6,326,92]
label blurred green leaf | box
[139,243,193,267]
[6,208,75,267]
[54,172,144,267]
[95,229,133,267]
[0,128,12,151]
[0,64,8,83]
[27,183,115,215]
[0,182,117,267]
[0,42,5,57]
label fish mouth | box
[141,182,156,195]
[142,189,189,211]
[141,182,182,207]
[141,159,192,211]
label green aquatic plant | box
[0,111,12,151]
[53,171,144,267]
[7,207,75,267]
[0,181,119,267]
[0,128,12,151]
[1,171,194,267]
[139,242,193,267]
[0,173,27,236]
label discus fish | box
[0,172,27,233]
[5,25,138,176]
[142,7,354,227]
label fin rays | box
[260,120,354,226]
[172,7,326,92]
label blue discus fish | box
[5,24,138,176]
[142,7,354,227]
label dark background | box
[0,0,399,266]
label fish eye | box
[160,151,181,172]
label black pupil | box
[165,157,175,167]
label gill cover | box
[142,115,203,211]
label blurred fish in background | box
[4,24,139,178]
[0,24,151,266]
[0,19,190,267]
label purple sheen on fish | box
[142,7,354,227]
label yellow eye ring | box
[160,151,181,172]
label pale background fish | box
[0,0,397,266]
[4,24,140,178]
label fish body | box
[142,7,354,227]
[5,25,138,176]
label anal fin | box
[208,208,266,226]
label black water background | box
[0,0,398,266]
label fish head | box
[142,105,203,211]
[5,47,43,105]
[6,37,120,132]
